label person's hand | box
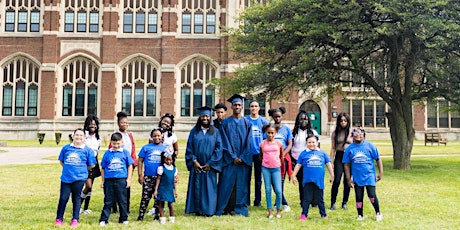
[329,175,334,184]
[193,160,202,172]
[153,191,158,198]
[174,192,178,198]
[292,177,298,185]
[174,174,179,183]
[377,172,383,181]
[138,176,144,185]
[202,164,211,171]
[100,182,104,188]
[233,158,242,165]
[126,179,131,188]
[347,179,354,189]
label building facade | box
[1,0,459,141]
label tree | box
[220,0,460,169]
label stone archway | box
[299,100,321,134]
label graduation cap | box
[226,94,246,105]
[196,106,214,116]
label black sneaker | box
[330,203,336,210]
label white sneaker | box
[276,214,281,219]
[169,216,175,223]
[160,217,167,224]
[357,215,364,221]
[99,221,106,227]
[147,208,156,215]
[83,209,92,214]
[376,212,383,221]
[122,221,129,225]
[282,205,291,212]
[79,209,83,214]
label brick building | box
[1,0,459,141]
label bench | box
[424,132,448,146]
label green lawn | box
[1,139,459,229]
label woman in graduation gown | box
[185,106,222,216]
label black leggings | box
[354,185,380,216]
[330,150,350,205]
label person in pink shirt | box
[260,124,283,219]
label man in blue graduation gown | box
[185,106,222,216]
[216,94,253,217]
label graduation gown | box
[185,127,222,216]
[216,116,253,217]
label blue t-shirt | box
[297,149,331,189]
[274,125,293,149]
[343,141,380,186]
[101,148,134,179]
[58,143,96,183]
[245,115,269,155]
[138,143,166,176]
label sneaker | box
[160,217,167,224]
[282,205,291,212]
[169,216,175,223]
[357,215,364,221]
[55,219,63,226]
[276,214,281,219]
[268,214,274,219]
[70,219,78,228]
[79,208,83,214]
[147,207,156,215]
[330,203,336,210]
[376,212,383,222]
[299,214,307,221]
[342,203,347,210]
[322,215,329,220]
[83,209,92,214]
[99,221,106,227]
[122,221,129,225]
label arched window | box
[180,58,216,116]
[62,57,99,116]
[1,56,39,116]
[121,57,159,116]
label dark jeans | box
[330,150,350,205]
[56,180,85,221]
[302,182,326,217]
[252,155,262,206]
[100,178,128,223]
[354,185,380,216]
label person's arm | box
[100,168,105,188]
[376,158,383,181]
[291,164,302,185]
[283,139,292,157]
[137,157,145,185]
[153,175,162,198]
[126,164,133,188]
[330,132,336,161]
[174,170,178,198]
[344,163,353,189]
[173,141,179,157]
[60,161,64,166]
[326,162,334,183]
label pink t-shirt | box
[260,140,282,168]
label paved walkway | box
[0,147,61,165]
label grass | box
[1,139,459,229]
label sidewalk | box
[0,147,61,166]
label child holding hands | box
[99,133,134,226]
[292,135,334,221]
[154,151,178,224]
[260,124,283,219]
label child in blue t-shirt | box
[343,127,383,222]
[55,128,96,227]
[292,135,334,221]
[154,151,178,224]
[98,133,134,226]
[137,128,167,221]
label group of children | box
[260,124,383,222]
[54,114,178,227]
[54,113,383,227]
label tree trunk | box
[387,108,414,170]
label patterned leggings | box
[138,176,158,219]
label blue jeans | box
[100,178,128,223]
[262,166,282,210]
[56,180,85,221]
